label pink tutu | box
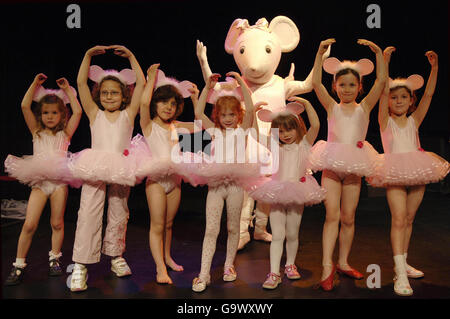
[180,151,264,188]
[367,150,449,187]
[308,140,380,177]
[248,175,326,207]
[4,152,82,188]
[69,149,138,186]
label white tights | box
[199,183,244,281]
[269,205,304,275]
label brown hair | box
[332,68,364,99]
[92,76,133,111]
[211,96,244,128]
[150,85,184,121]
[34,94,68,137]
[389,85,417,115]
[270,113,306,144]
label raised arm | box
[359,39,387,114]
[77,45,109,122]
[312,39,336,114]
[196,40,213,85]
[139,63,159,137]
[110,45,146,121]
[411,51,438,128]
[174,83,203,134]
[21,73,47,135]
[226,71,254,130]
[56,77,82,138]
[378,46,395,131]
[288,96,320,146]
[194,74,217,130]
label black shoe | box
[49,258,63,276]
[5,266,25,286]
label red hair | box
[211,96,244,128]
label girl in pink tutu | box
[368,48,449,296]
[4,74,82,285]
[69,45,145,292]
[191,72,259,292]
[138,63,200,284]
[248,97,325,289]
[310,38,386,291]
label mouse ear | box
[285,102,305,115]
[257,109,275,122]
[178,81,194,98]
[406,74,424,91]
[355,58,374,76]
[225,19,249,54]
[33,85,47,102]
[323,57,342,75]
[119,69,136,85]
[88,65,105,83]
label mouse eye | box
[240,47,245,54]
[265,46,271,54]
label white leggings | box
[269,205,304,275]
[198,183,244,281]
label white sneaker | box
[393,272,413,296]
[111,257,132,277]
[70,264,88,292]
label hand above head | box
[207,73,221,89]
[254,101,268,113]
[425,50,438,67]
[318,38,335,56]
[189,83,199,100]
[196,40,208,64]
[110,45,133,58]
[147,63,160,76]
[357,39,382,54]
[56,77,69,90]
[34,73,47,86]
[225,71,243,82]
[86,45,109,57]
[383,46,396,63]
[288,96,311,107]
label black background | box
[1,0,448,172]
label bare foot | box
[156,272,173,284]
[166,258,184,272]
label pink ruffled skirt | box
[367,150,449,187]
[5,152,82,188]
[248,175,326,207]
[308,140,380,177]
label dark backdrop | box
[1,0,448,180]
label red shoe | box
[336,264,364,280]
[316,265,336,291]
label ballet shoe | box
[393,273,413,296]
[336,264,364,280]
[253,230,272,242]
[237,232,251,250]
[406,265,424,279]
[315,264,336,291]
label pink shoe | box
[262,272,282,289]
[223,266,237,282]
[284,264,301,280]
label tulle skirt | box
[179,151,265,188]
[4,151,82,188]
[367,150,449,187]
[247,175,326,207]
[308,140,379,177]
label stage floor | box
[2,183,450,300]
